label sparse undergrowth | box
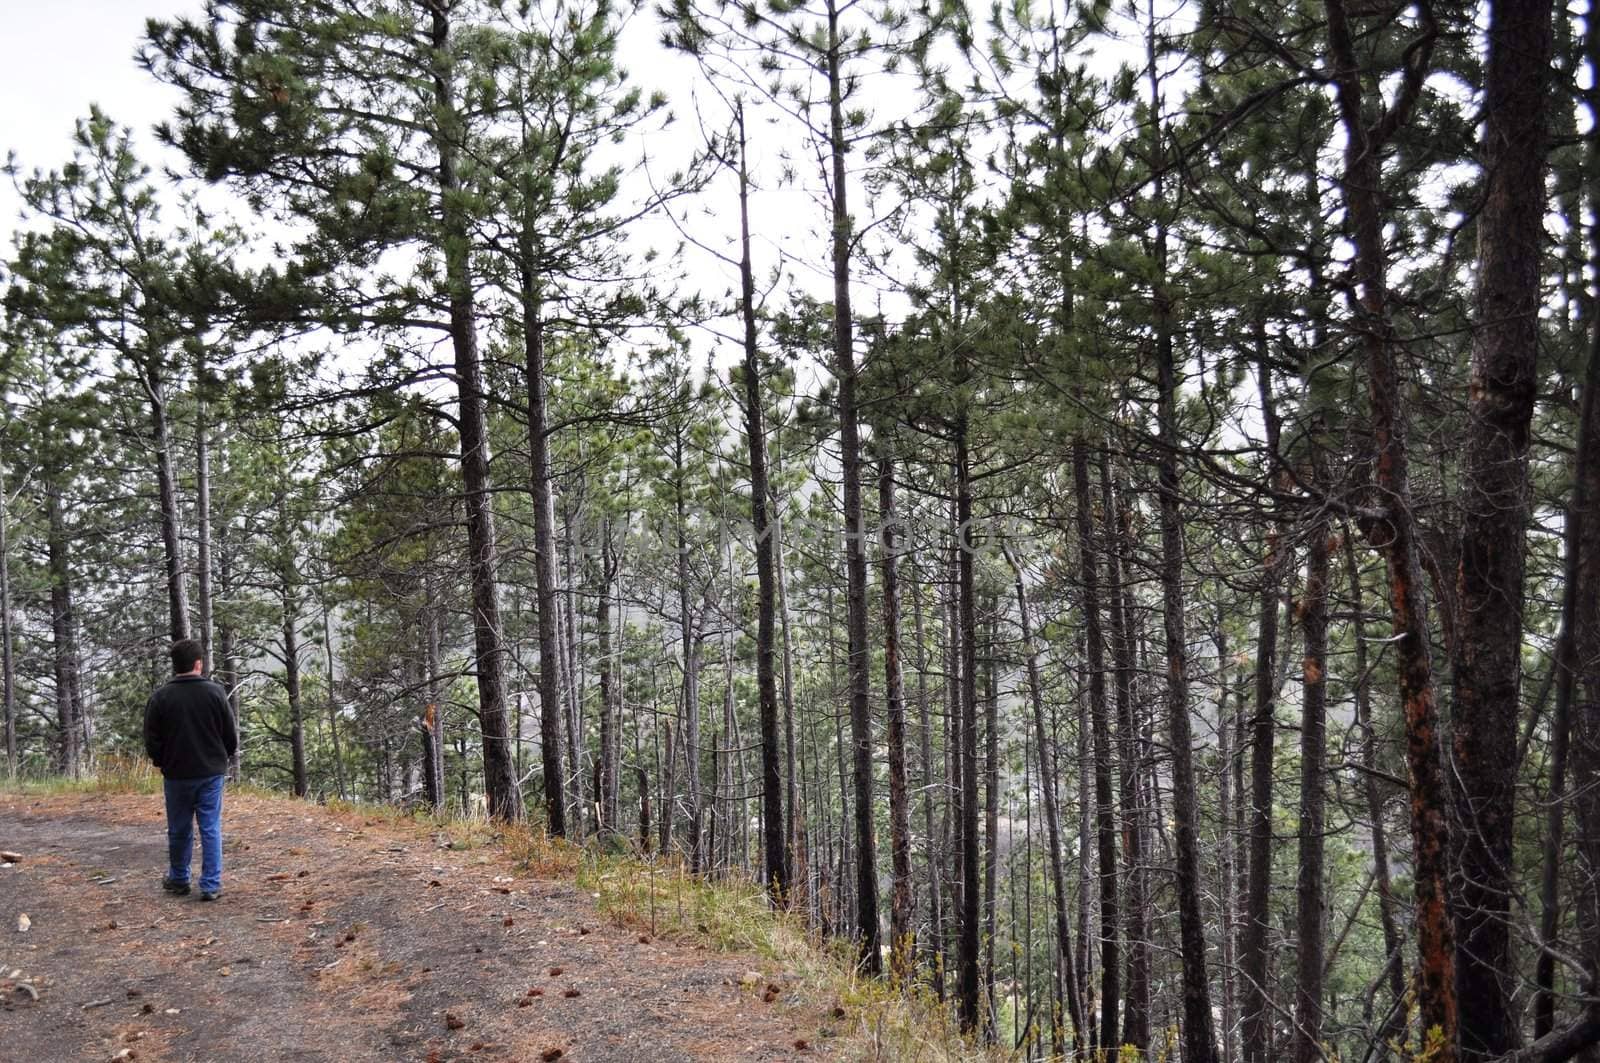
[3,766,1006,1061]
[572,847,1004,1061]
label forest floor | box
[0,789,853,1063]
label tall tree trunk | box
[195,351,215,668]
[219,522,241,780]
[419,613,443,815]
[1540,464,1579,1046]
[1450,3,1553,1058]
[424,590,447,813]
[597,523,620,834]
[955,414,982,1026]
[429,6,520,822]
[772,438,801,878]
[734,103,789,901]
[986,607,1003,1040]
[1149,20,1218,1050]
[880,454,914,973]
[1571,76,1600,1050]
[1543,23,1600,1050]
[660,716,676,856]
[945,497,963,1003]
[1293,526,1330,1063]
[1073,436,1120,1052]
[1243,355,1286,1063]
[1345,532,1408,1045]
[1104,457,1149,1054]
[1322,3,1454,1055]
[673,431,704,871]
[912,565,943,984]
[521,255,567,836]
[1216,615,1238,1063]
[320,591,347,800]
[46,483,80,778]
[283,583,306,798]
[1004,544,1088,1060]
[825,0,880,975]
[146,364,190,643]
[1,461,15,778]
[1541,93,1600,1040]
[1073,682,1092,1042]
[562,509,585,834]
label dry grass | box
[4,754,163,796]
[573,851,1007,1061]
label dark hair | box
[170,638,204,675]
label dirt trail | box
[0,791,831,1063]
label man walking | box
[143,638,237,901]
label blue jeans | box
[164,775,225,893]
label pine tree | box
[144,0,525,818]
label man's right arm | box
[143,693,162,768]
[216,687,238,758]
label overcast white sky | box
[1,2,199,223]
[0,1,855,366]
[0,0,1097,384]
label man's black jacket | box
[143,675,238,779]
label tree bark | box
[1004,544,1088,1060]
[771,438,801,880]
[955,411,982,1026]
[1450,2,1553,1058]
[597,522,620,834]
[1103,456,1149,1054]
[880,454,914,974]
[429,5,520,823]
[419,622,443,812]
[1072,435,1119,1053]
[1293,526,1329,1063]
[424,591,446,813]
[673,430,704,871]
[147,364,190,644]
[46,483,81,779]
[1345,531,1408,1045]
[219,522,241,781]
[319,591,347,800]
[282,582,306,798]
[1150,28,1218,1051]
[1244,355,1287,1063]
[522,292,567,836]
[660,716,676,856]
[945,497,962,1002]
[912,562,942,984]
[562,510,585,834]
[1217,614,1238,1063]
[987,606,1004,1038]
[825,0,880,975]
[1156,320,1219,1063]
[195,351,215,669]
[1,461,15,778]
[734,103,789,902]
[1553,25,1600,1052]
[1322,3,1454,1055]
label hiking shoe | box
[162,876,191,896]
[199,889,221,902]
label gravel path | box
[0,791,829,1062]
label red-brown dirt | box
[0,791,833,1062]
